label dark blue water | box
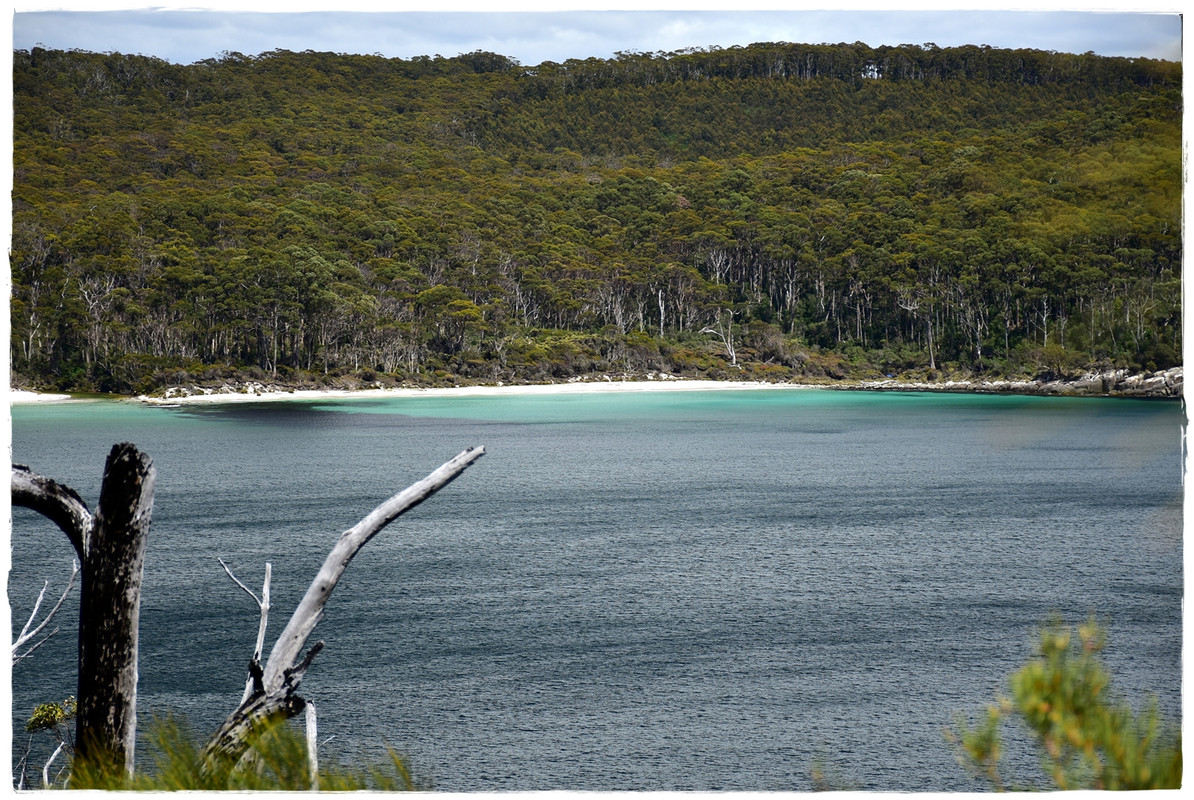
[9,389,1184,790]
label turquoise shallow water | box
[9,389,1184,790]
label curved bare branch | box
[12,464,92,560]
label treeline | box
[10,43,1182,393]
[527,41,1179,88]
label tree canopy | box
[10,43,1182,393]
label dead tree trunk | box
[701,309,739,368]
[12,441,483,780]
[201,445,485,769]
[76,445,155,774]
[11,442,156,777]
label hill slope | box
[10,43,1182,393]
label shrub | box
[952,619,1181,790]
[69,716,419,792]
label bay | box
[9,388,1183,790]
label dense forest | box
[9,42,1183,393]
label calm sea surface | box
[9,388,1184,790]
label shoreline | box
[852,366,1184,399]
[7,389,74,404]
[134,377,816,405]
[9,366,1183,406]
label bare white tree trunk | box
[701,309,739,367]
[305,701,318,791]
[265,446,484,691]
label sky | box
[8,3,1185,67]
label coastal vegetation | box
[953,619,1181,790]
[22,712,420,791]
[9,43,1182,393]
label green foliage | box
[953,619,1181,790]
[1036,342,1088,379]
[18,697,77,789]
[25,696,76,736]
[9,44,1182,392]
[68,716,419,791]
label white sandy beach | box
[135,378,823,406]
[11,363,1183,406]
[8,389,74,404]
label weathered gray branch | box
[219,559,272,704]
[202,445,485,767]
[11,464,92,560]
[43,742,66,789]
[12,559,80,664]
[264,446,485,690]
[201,642,323,771]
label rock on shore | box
[856,366,1183,398]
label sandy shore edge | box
[133,379,819,405]
[10,365,1182,406]
[8,389,74,404]
[130,365,1184,405]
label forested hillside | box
[10,43,1182,393]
